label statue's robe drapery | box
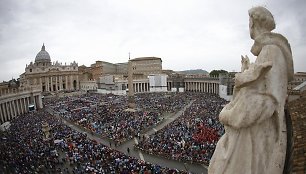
[208,32,293,174]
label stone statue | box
[241,55,250,72]
[208,6,293,174]
[42,122,51,140]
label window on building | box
[30,69,32,72]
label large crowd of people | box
[135,92,192,114]
[49,93,192,144]
[0,91,227,173]
[0,109,187,174]
[135,93,227,165]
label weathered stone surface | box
[208,6,293,174]
[289,97,306,174]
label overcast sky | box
[0,0,305,82]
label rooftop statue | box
[208,6,293,174]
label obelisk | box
[128,57,135,109]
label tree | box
[209,70,228,77]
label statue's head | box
[248,6,275,39]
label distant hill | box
[176,69,209,75]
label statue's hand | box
[241,55,250,72]
[219,110,229,125]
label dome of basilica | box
[35,44,51,62]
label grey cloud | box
[0,0,305,81]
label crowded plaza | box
[0,91,227,173]
[48,93,192,145]
[135,93,227,165]
[0,109,187,174]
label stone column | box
[143,83,145,92]
[50,76,53,91]
[38,94,43,109]
[6,102,9,121]
[193,82,195,91]
[0,103,4,124]
[26,97,30,112]
[13,100,17,117]
[45,77,48,91]
[210,83,212,93]
[19,99,23,114]
[59,76,63,90]
[16,99,20,116]
[137,83,140,93]
[33,96,37,110]
[203,83,206,92]
[215,83,217,94]
[39,77,42,91]
[216,84,219,94]
[8,101,14,120]
[23,98,26,113]
[199,82,201,92]
[187,82,189,91]
[3,103,7,122]
[140,83,142,92]
[7,102,11,121]
[70,75,73,90]
[198,82,200,92]
[55,76,58,91]
[76,75,79,90]
[65,76,68,90]
[197,82,200,92]
[21,98,24,114]
[8,101,13,120]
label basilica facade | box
[20,44,80,92]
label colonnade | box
[132,82,150,93]
[184,81,219,94]
[40,74,79,92]
[167,81,219,94]
[0,92,42,125]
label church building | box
[20,44,80,92]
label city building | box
[288,72,306,90]
[20,44,80,93]
[129,57,162,79]
[148,74,168,92]
[0,81,42,124]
